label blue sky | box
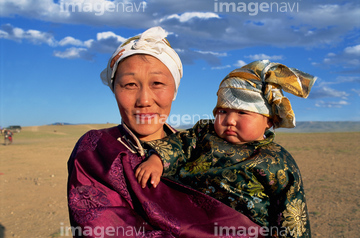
[1,0,359,128]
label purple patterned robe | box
[67,124,265,238]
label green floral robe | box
[146,120,311,238]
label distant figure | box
[4,129,13,145]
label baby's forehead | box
[216,108,253,113]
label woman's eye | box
[153,81,164,87]
[125,83,137,88]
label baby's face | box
[214,108,271,144]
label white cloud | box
[1,1,359,67]
[211,65,231,70]
[234,60,246,67]
[336,76,360,84]
[85,31,126,54]
[53,47,85,58]
[326,52,336,57]
[1,24,129,58]
[309,86,349,99]
[0,1,359,58]
[351,89,360,96]
[296,3,360,29]
[0,24,56,46]
[245,54,284,61]
[96,31,126,42]
[161,12,220,23]
[320,44,360,69]
[84,39,94,48]
[195,50,227,57]
[53,47,92,60]
[59,36,84,46]
[344,45,360,55]
[315,100,349,108]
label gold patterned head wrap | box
[213,60,317,128]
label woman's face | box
[114,54,175,141]
[214,108,271,144]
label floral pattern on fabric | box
[68,185,110,224]
[146,119,311,238]
[282,199,307,237]
[187,193,221,210]
[76,130,102,154]
[109,154,132,204]
[143,201,181,236]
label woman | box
[67,27,264,238]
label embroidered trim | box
[122,122,145,156]
[117,136,137,154]
[119,121,177,157]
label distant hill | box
[276,121,360,133]
[174,121,360,133]
[49,122,73,126]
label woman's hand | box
[135,154,163,188]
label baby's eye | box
[217,109,227,114]
[237,111,248,115]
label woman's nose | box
[136,87,152,107]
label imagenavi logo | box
[214,0,300,16]
[59,0,146,16]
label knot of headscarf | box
[214,60,317,128]
[100,26,183,100]
[132,27,167,54]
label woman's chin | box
[133,124,165,141]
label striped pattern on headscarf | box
[214,60,317,128]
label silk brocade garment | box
[146,120,311,238]
[67,124,265,238]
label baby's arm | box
[135,154,163,188]
[136,121,209,188]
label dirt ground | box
[0,125,359,238]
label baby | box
[136,60,316,237]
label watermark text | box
[59,223,146,237]
[60,0,146,16]
[214,0,300,16]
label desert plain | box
[0,124,359,238]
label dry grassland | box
[0,125,359,238]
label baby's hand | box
[135,154,163,188]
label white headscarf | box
[100,26,183,100]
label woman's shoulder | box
[74,125,121,147]
[69,125,125,160]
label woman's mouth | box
[135,113,157,122]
